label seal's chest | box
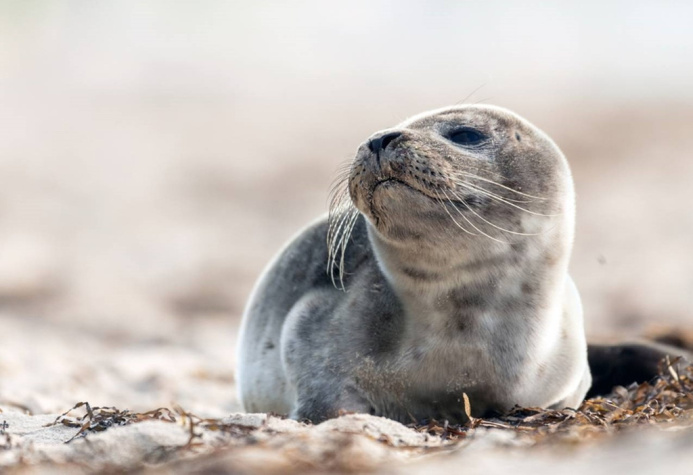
[358,345,497,406]
[358,341,507,421]
[367,354,503,423]
[399,342,495,392]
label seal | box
[236,104,684,424]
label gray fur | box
[236,105,590,424]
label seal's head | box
[350,104,572,241]
[330,105,575,290]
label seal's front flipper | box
[586,342,692,398]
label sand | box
[2,304,693,473]
[2,7,693,469]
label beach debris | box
[409,358,693,443]
[44,402,177,443]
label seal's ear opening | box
[586,342,692,398]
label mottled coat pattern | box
[237,105,591,423]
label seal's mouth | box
[368,179,415,224]
[372,178,421,196]
[368,178,477,227]
[371,178,468,209]
[370,178,432,211]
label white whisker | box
[327,207,357,288]
[458,182,560,217]
[447,188,541,237]
[433,190,476,236]
[441,189,507,244]
[459,171,546,200]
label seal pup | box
[236,104,680,424]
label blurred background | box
[1,0,692,414]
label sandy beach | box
[2,2,693,472]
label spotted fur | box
[237,105,591,423]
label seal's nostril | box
[380,131,401,150]
[368,131,402,153]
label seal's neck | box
[366,222,571,334]
[367,223,510,296]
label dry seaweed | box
[409,359,693,444]
[171,404,262,449]
[1,420,12,451]
[43,401,265,451]
[41,359,693,454]
[44,402,177,443]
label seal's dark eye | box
[448,128,486,146]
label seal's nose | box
[368,131,402,154]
